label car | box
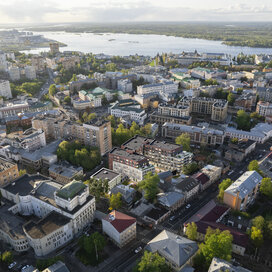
[8,262,16,269]
[21,265,30,271]
[239,170,243,174]
[169,215,176,222]
[186,204,191,209]
[135,246,142,254]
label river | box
[21,31,272,57]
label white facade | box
[0,52,7,71]
[25,66,36,80]
[117,79,133,93]
[8,67,20,81]
[0,80,12,99]
[112,161,155,182]
[137,82,178,96]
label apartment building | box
[25,66,36,80]
[49,42,60,54]
[0,175,96,256]
[108,148,155,182]
[257,87,272,102]
[0,80,12,99]
[0,102,29,118]
[8,67,20,81]
[121,135,193,173]
[256,101,272,118]
[223,171,263,211]
[32,115,112,155]
[102,210,136,248]
[175,177,200,202]
[162,123,225,146]
[49,162,83,185]
[190,67,226,80]
[31,55,46,72]
[117,79,133,93]
[91,168,122,191]
[0,157,19,187]
[209,258,252,272]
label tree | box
[64,96,71,104]
[70,74,77,82]
[250,226,263,248]
[19,169,27,176]
[260,178,272,199]
[86,178,109,202]
[200,229,233,266]
[36,257,63,271]
[138,172,159,202]
[236,110,251,131]
[105,63,117,72]
[252,216,265,231]
[1,251,13,264]
[248,160,263,176]
[265,219,272,240]
[109,192,122,210]
[218,178,233,201]
[133,251,171,272]
[182,162,199,175]
[49,84,57,96]
[227,92,235,106]
[186,222,198,241]
[101,94,108,106]
[175,133,191,151]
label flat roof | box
[0,157,16,171]
[24,211,70,239]
[110,147,147,162]
[92,168,120,181]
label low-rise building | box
[91,168,122,191]
[157,192,185,211]
[208,257,252,272]
[144,206,170,225]
[111,185,136,206]
[175,177,200,202]
[0,158,19,187]
[146,230,198,271]
[223,171,263,211]
[117,79,133,93]
[193,172,210,191]
[102,210,136,247]
[200,164,222,183]
[49,162,83,185]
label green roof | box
[56,180,86,200]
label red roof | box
[195,221,249,248]
[105,210,136,233]
[201,205,229,222]
[193,172,210,185]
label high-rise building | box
[49,42,60,54]
[0,80,12,99]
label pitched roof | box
[146,230,198,267]
[158,192,184,208]
[104,210,136,233]
[192,172,210,185]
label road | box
[38,68,54,100]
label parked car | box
[8,262,16,269]
[135,246,142,254]
[186,204,191,209]
[21,265,30,271]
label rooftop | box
[158,192,184,208]
[49,162,83,179]
[208,257,252,272]
[103,210,136,233]
[0,157,16,171]
[225,171,263,199]
[109,147,147,162]
[175,177,200,192]
[92,168,120,181]
[146,230,198,268]
[145,206,169,221]
[24,211,70,239]
[56,180,86,200]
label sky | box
[1,0,272,24]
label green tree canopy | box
[236,110,251,131]
[200,229,233,266]
[218,178,233,201]
[64,96,71,104]
[134,251,171,272]
[139,172,159,202]
[1,251,13,264]
[250,226,263,248]
[183,162,199,175]
[105,63,117,72]
[109,192,123,211]
[260,178,272,199]
[85,178,109,202]
[248,160,263,176]
[252,216,265,231]
[227,92,235,106]
[175,133,191,152]
[186,222,198,241]
[49,84,57,96]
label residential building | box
[102,210,136,247]
[109,100,147,125]
[257,87,272,102]
[0,102,29,118]
[111,185,136,206]
[49,43,60,54]
[0,51,7,71]
[25,66,36,80]
[193,172,210,191]
[175,177,200,202]
[0,157,19,187]
[121,135,193,173]
[256,101,272,118]
[32,115,112,156]
[0,175,96,256]
[208,258,252,272]
[91,168,122,191]
[41,261,70,272]
[31,55,46,72]
[234,93,256,111]
[144,206,170,225]
[200,164,222,183]
[49,162,83,185]
[0,80,12,99]
[8,67,20,81]
[190,67,226,80]
[149,111,192,126]
[157,192,185,211]
[108,148,155,182]
[146,230,198,271]
[223,171,263,211]
[162,123,225,146]
[117,79,133,93]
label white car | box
[21,265,30,271]
[186,204,191,209]
[135,246,142,253]
[8,262,16,269]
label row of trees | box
[11,80,44,97]
[57,140,101,171]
